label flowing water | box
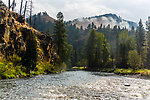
[1,71,150,100]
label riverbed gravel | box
[1,71,150,100]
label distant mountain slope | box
[35,12,55,23]
[26,12,55,33]
[67,13,137,30]
[28,13,137,33]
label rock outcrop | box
[0,1,55,62]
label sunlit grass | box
[114,68,133,74]
[72,66,87,70]
[102,68,150,76]
[134,69,150,76]
[0,60,66,79]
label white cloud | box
[2,0,150,23]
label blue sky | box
[3,0,150,23]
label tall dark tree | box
[136,19,145,54]
[87,24,91,30]
[85,30,110,70]
[92,22,96,29]
[29,0,33,25]
[117,30,136,68]
[136,19,148,67]
[95,33,111,69]
[8,0,11,9]
[95,33,103,69]
[102,37,110,67]
[115,34,120,65]
[98,24,103,32]
[52,12,68,63]
[11,0,16,11]
[20,0,23,15]
[85,29,97,70]
[146,18,150,68]
[22,32,38,74]
[23,1,27,18]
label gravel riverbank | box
[1,71,150,100]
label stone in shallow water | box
[130,93,143,99]
[124,83,130,86]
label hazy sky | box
[3,0,150,23]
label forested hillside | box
[28,12,138,68]
[27,10,150,73]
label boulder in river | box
[124,83,130,86]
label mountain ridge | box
[32,12,55,23]
[29,12,137,31]
[67,13,137,30]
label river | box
[0,71,150,100]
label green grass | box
[101,68,150,76]
[0,62,26,79]
[71,66,87,70]
[114,68,133,75]
[133,69,150,76]
[0,61,66,79]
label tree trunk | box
[23,1,27,18]
[20,0,23,15]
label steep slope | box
[39,12,55,23]
[68,13,137,30]
[26,12,55,33]
[0,1,55,62]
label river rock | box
[124,83,130,86]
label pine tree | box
[8,0,11,9]
[87,24,91,30]
[71,49,78,67]
[102,37,110,68]
[136,19,146,54]
[95,33,103,69]
[127,50,141,70]
[22,32,38,74]
[115,34,120,65]
[136,19,148,67]
[117,30,137,68]
[45,27,50,34]
[52,12,68,63]
[85,30,111,70]
[146,18,150,68]
[85,29,97,70]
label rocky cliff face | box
[0,1,54,62]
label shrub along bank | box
[101,68,150,76]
